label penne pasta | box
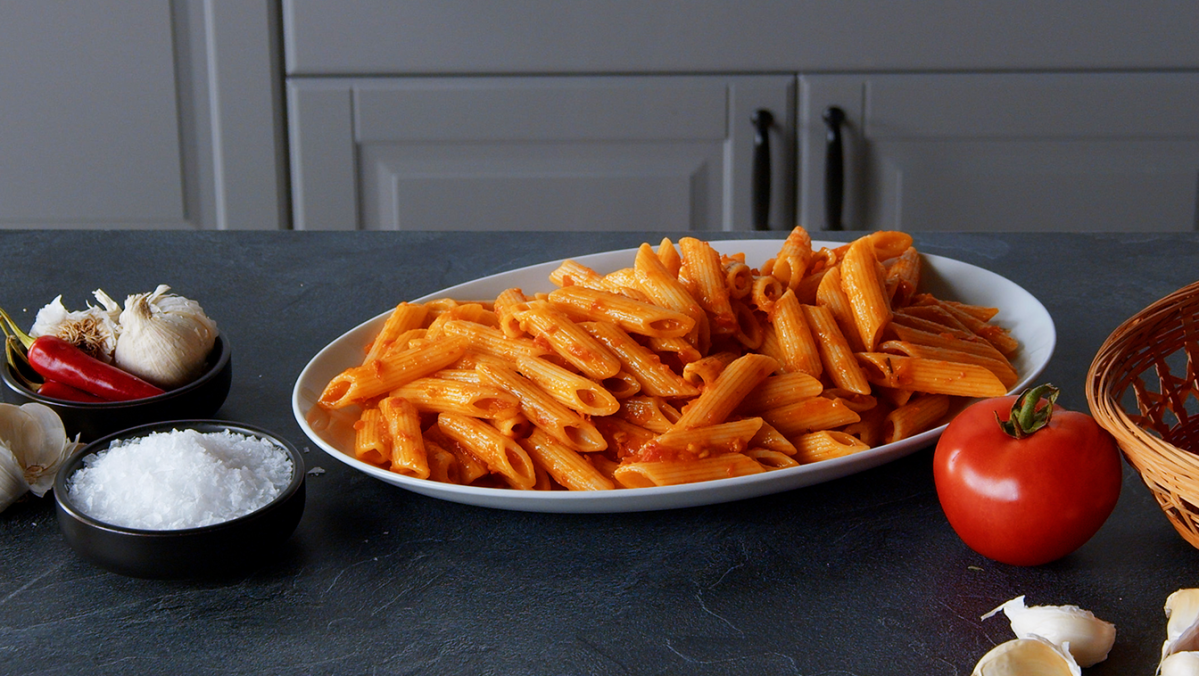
[671,353,779,430]
[352,407,390,466]
[580,321,699,399]
[515,355,621,417]
[613,453,764,488]
[365,303,429,362]
[678,237,737,335]
[516,301,622,379]
[436,412,537,490]
[519,428,616,491]
[390,377,521,419]
[855,353,1008,398]
[841,237,892,351]
[319,336,469,409]
[769,289,822,377]
[802,303,870,395]
[793,430,871,464]
[884,394,951,443]
[477,361,607,453]
[548,286,695,339]
[378,396,430,479]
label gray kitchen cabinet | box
[798,74,1199,232]
[288,76,794,231]
[0,0,287,230]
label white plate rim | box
[292,239,1056,513]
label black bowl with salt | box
[53,420,305,579]
[1,334,233,443]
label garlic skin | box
[113,285,218,389]
[983,595,1116,668]
[1161,651,1199,676]
[30,293,120,363]
[0,403,82,511]
[972,637,1082,676]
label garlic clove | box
[1161,651,1199,676]
[972,637,1082,676]
[982,595,1116,668]
[1162,589,1199,668]
[0,446,30,513]
[0,403,82,498]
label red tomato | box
[933,385,1122,566]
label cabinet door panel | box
[801,74,1199,232]
[290,76,794,231]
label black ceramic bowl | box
[1,335,232,442]
[53,420,306,579]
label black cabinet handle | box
[751,109,773,230]
[823,106,846,231]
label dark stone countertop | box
[1,230,1197,675]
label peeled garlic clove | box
[1162,651,1199,676]
[30,294,120,363]
[982,595,1115,667]
[972,637,1082,676]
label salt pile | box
[68,429,293,530]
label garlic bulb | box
[113,285,218,389]
[982,595,1116,667]
[972,637,1081,676]
[30,293,120,363]
[0,403,82,512]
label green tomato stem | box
[997,383,1060,439]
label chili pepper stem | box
[0,306,34,350]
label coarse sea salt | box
[68,429,293,530]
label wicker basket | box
[1087,279,1199,549]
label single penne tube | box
[602,370,643,399]
[888,322,1010,363]
[725,261,753,299]
[634,243,709,349]
[549,259,609,290]
[519,428,615,491]
[802,303,870,395]
[378,396,430,479]
[515,355,620,417]
[425,303,498,336]
[516,302,622,379]
[816,265,866,353]
[440,319,550,362]
[477,361,608,452]
[318,336,468,409]
[777,225,814,260]
[745,448,801,470]
[884,246,921,308]
[424,425,489,485]
[657,237,682,277]
[757,324,788,367]
[760,397,861,438]
[841,237,892,351]
[747,419,798,455]
[580,321,699,399]
[616,396,682,434]
[424,439,462,484]
[390,377,521,419]
[365,302,429,362]
[647,336,702,366]
[769,289,822,377]
[878,339,1018,389]
[600,268,654,302]
[493,412,532,439]
[594,417,657,458]
[671,353,779,430]
[651,417,764,455]
[751,275,784,313]
[682,351,739,387]
[831,230,914,261]
[734,371,824,413]
[678,237,737,335]
[547,286,695,339]
[793,430,871,464]
[855,353,1008,398]
[352,407,390,466]
[493,287,530,338]
[436,412,537,490]
[884,394,951,443]
[877,386,915,408]
[613,453,764,488]
[840,402,893,447]
[730,299,764,350]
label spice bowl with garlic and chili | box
[0,285,232,441]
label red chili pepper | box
[38,379,107,403]
[27,336,164,401]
